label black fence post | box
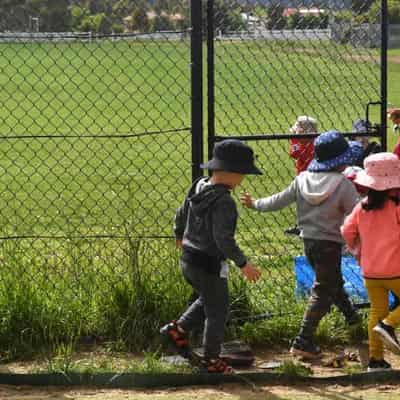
[191,0,204,181]
[207,0,215,161]
[381,0,388,151]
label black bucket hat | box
[201,139,262,175]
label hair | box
[362,189,400,211]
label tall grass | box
[0,236,190,357]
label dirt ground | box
[1,345,400,399]
[2,343,397,378]
[1,384,400,400]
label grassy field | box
[0,39,398,358]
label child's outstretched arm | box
[240,180,297,212]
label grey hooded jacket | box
[174,177,247,273]
[253,171,358,243]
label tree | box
[70,5,90,31]
[131,7,150,33]
[266,4,286,30]
[79,12,112,33]
[351,0,375,15]
[0,0,26,31]
[151,15,174,32]
[388,0,400,24]
[213,0,246,33]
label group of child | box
[160,115,400,374]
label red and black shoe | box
[198,357,234,374]
[160,320,191,358]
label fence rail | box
[0,31,188,42]
[217,29,331,41]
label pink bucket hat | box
[354,152,400,191]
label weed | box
[275,360,313,377]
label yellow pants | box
[365,278,400,360]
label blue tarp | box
[294,255,395,307]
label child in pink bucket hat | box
[341,153,400,372]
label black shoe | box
[367,358,391,372]
[290,336,321,359]
[373,321,400,355]
[284,226,301,236]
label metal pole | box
[381,0,388,151]
[190,0,204,181]
[207,0,215,161]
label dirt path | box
[1,384,400,400]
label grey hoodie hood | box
[188,178,230,217]
[297,172,345,205]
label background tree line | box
[0,0,398,34]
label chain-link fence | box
[0,0,388,355]
[0,2,195,353]
[206,0,387,319]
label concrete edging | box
[0,371,400,388]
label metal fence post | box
[207,0,215,161]
[191,0,204,181]
[381,0,388,151]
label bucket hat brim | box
[308,141,363,172]
[200,158,262,175]
[354,169,400,191]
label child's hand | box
[240,193,255,208]
[241,262,261,283]
[175,239,183,249]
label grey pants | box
[299,239,357,339]
[177,262,229,359]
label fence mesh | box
[0,0,385,355]
[208,0,383,319]
[0,3,194,353]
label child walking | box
[241,131,362,358]
[161,139,262,374]
[341,153,400,372]
[289,116,318,175]
[352,119,382,167]
[286,116,318,235]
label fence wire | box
[0,0,386,354]
[207,0,384,319]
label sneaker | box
[198,357,234,374]
[373,321,400,355]
[290,336,321,359]
[160,320,191,358]
[284,226,301,236]
[367,358,391,372]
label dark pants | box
[178,262,229,359]
[298,239,357,340]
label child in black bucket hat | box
[160,139,262,374]
[241,131,363,358]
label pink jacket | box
[341,199,400,279]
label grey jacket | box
[174,177,247,271]
[253,172,358,243]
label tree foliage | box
[266,4,286,30]
[1,1,397,34]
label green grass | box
[0,39,398,358]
